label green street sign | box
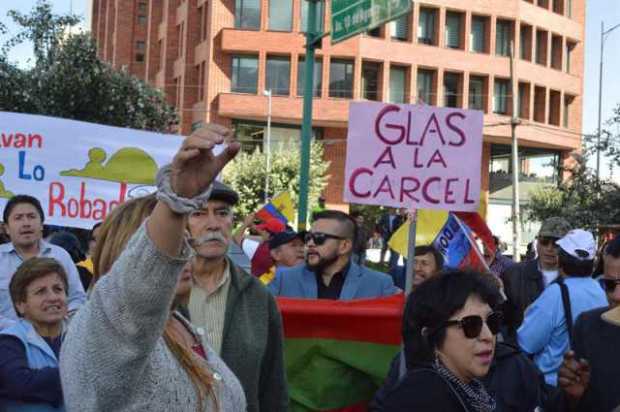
[331,0,411,44]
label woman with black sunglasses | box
[382,270,504,411]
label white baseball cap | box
[556,229,596,260]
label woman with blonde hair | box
[59,125,246,411]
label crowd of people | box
[0,123,618,411]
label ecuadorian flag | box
[256,192,295,224]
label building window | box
[495,20,512,56]
[443,72,460,108]
[362,62,381,101]
[551,35,563,70]
[266,56,291,96]
[391,13,409,41]
[534,86,546,123]
[549,90,561,126]
[469,76,485,111]
[231,55,258,94]
[389,66,407,103]
[176,24,184,58]
[198,5,208,41]
[297,56,322,97]
[520,24,532,61]
[445,12,462,49]
[552,0,564,14]
[329,59,354,98]
[566,41,575,74]
[537,0,549,8]
[417,69,434,104]
[269,0,292,31]
[567,0,572,18]
[418,8,437,45]
[198,62,206,101]
[138,2,147,14]
[235,0,261,29]
[536,29,548,66]
[135,40,146,62]
[138,15,147,25]
[493,79,509,114]
[367,27,382,37]
[518,82,531,119]
[470,16,487,53]
[301,0,324,33]
[563,94,574,128]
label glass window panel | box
[389,66,407,103]
[301,0,324,33]
[391,14,409,40]
[469,77,484,111]
[445,12,461,49]
[494,79,509,114]
[417,69,433,104]
[444,73,459,107]
[269,0,292,31]
[362,62,380,101]
[232,55,258,93]
[297,57,322,97]
[235,0,260,29]
[496,20,511,56]
[329,59,354,98]
[418,9,436,45]
[470,16,485,52]
[266,56,291,96]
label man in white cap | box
[552,234,620,411]
[517,229,608,387]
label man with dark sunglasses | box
[500,217,572,342]
[550,234,620,411]
[268,210,398,299]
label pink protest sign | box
[343,102,483,211]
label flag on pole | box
[256,192,295,224]
[277,294,405,411]
[388,210,494,271]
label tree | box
[526,147,620,231]
[222,142,330,221]
[0,0,176,132]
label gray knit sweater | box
[59,223,247,411]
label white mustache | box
[189,232,227,246]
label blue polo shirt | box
[0,241,86,330]
[517,276,608,386]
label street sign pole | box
[297,0,319,231]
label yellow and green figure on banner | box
[61,147,159,184]
[0,163,15,198]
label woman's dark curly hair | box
[402,269,502,370]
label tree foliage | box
[526,148,620,231]
[0,0,176,131]
[222,142,330,221]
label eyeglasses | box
[538,237,559,247]
[442,312,503,339]
[304,232,345,245]
[599,278,620,293]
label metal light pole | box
[509,41,521,262]
[298,0,320,230]
[263,89,272,203]
[596,21,620,185]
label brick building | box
[91,0,586,248]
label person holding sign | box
[268,210,398,300]
[59,125,247,411]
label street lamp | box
[263,89,272,203]
[596,21,620,184]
